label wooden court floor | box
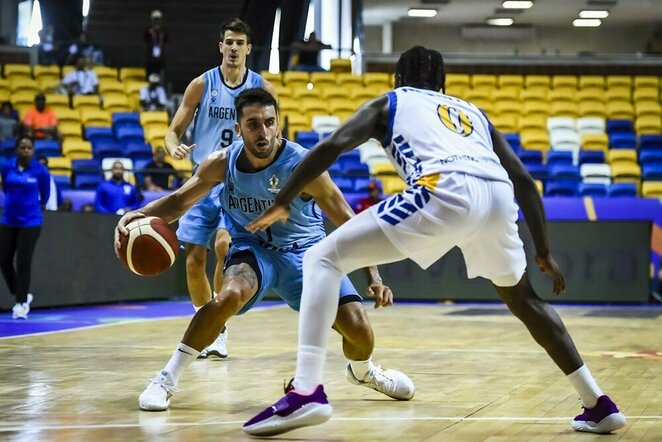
[0,303,661,441]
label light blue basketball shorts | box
[176,184,232,249]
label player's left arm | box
[302,172,393,308]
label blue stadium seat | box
[525,163,548,181]
[72,159,103,189]
[295,131,319,149]
[34,139,61,158]
[332,177,354,193]
[547,151,573,167]
[140,190,171,207]
[545,181,579,197]
[111,112,140,127]
[61,189,96,211]
[606,119,634,134]
[609,133,637,149]
[640,135,662,150]
[353,177,372,193]
[518,149,543,165]
[342,159,370,176]
[578,150,605,165]
[85,127,114,144]
[116,127,145,146]
[0,189,4,207]
[503,133,521,150]
[642,164,662,181]
[74,174,103,189]
[549,165,581,191]
[328,162,343,176]
[607,182,637,197]
[53,175,71,190]
[578,182,607,197]
[1,138,16,158]
[339,150,361,160]
[639,149,662,166]
[125,142,153,161]
[92,140,124,159]
[134,158,153,187]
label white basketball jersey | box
[382,87,510,186]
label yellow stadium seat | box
[370,161,396,175]
[495,100,522,119]
[47,157,72,176]
[550,101,579,118]
[329,98,356,114]
[260,70,281,83]
[350,86,378,102]
[581,133,608,151]
[273,84,293,99]
[58,122,83,140]
[535,180,544,195]
[283,71,310,88]
[93,66,119,81]
[498,75,523,89]
[61,66,75,77]
[10,78,39,94]
[549,89,576,104]
[633,76,659,89]
[635,102,661,118]
[552,75,577,90]
[169,158,194,178]
[301,98,327,117]
[444,85,466,99]
[336,73,363,88]
[525,75,551,89]
[607,149,637,166]
[124,81,147,96]
[471,74,497,89]
[9,91,34,107]
[520,130,550,151]
[465,87,492,102]
[520,87,548,102]
[98,80,125,95]
[329,58,351,73]
[606,102,634,120]
[611,163,641,184]
[72,95,101,111]
[334,110,353,122]
[446,74,470,90]
[577,89,604,104]
[0,90,9,102]
[292,86,319,99]
[363,72,390,89]
[492,115,518,133]
[119,67,146,82]
[606,76,631,89]
[519,115,547,131]
[46,93,70,109]
[579,102,607,118]
[55,108,80,123]
[309,71,336,89]
[278,97,298,114]
[34,64,60,80]
[642,182,662,198]
[38,78,61,93]
[145,125,168,146]
[467,97,492,114]
[379,176,407,194]
[283,112,310,133]
[140,111,168,126]
[579,76,605,90]
[80,109,111,127]
[321,86,348,100]
[4,64,31,79]
[635,116,662,135]
[0,78,9,94]
[633,87,658,103]
[104,95,131,112]
[605,87,631,103]
[493,88,520,101]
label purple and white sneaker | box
[243,384,333,437]
[571,395,626,433]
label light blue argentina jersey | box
[220,140,326,249]
[191,67,263,165]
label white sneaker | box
[346,362,415,400]
[139,372,177,411]
[11,303,28,319]
[198,327,228,359]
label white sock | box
[163,343,200,385]
[293,344,327,394]
[349,358,373,380]
[567,364,603,408]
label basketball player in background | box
[244,46,626,436]
[165,18,276,358]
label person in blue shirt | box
[0,137,51,319]
[94,161,140,215]
[115,88,413,412]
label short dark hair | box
[221,18,252,43]
[35,93,45,102]
[235,88,278,121]
[15,136,32,149]
[395,46,445,92]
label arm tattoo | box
[224,263,258,289]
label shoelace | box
[365,366,396,392]
[148,377,178,395]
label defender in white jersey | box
[164,19,276,358]
[245,46,626,437]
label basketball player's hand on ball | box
[535,253,566,296]
[173,143,196,160]
[114,211,146,258]
[246,204,291,232]
[366,281,394,309]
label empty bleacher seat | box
[576,117,605,134]
[642,164,662,181]
[547,150,574,167]
[641,181,662,198]
[93,140,124,159]
[34,139,61,157]
[611,163,641,183]
[62,139,92,159]
[311,115,340,134]
[295,131,319,148]
[640,135,662,150]
[578,150,605,165]
[85,127,114,144]
[61,189,96,211]
[525,164,549,181]
[125,142,153,161]
[605,119,633,134]
[518,149,543,165]
[609,133,637,149]
[607,182,637,197]
[545,181,579,197]
[580,163,611,185]
[581,133,608,151]
[578,182,608,197]
[72,159,103,189]
[503,133,521,150]
[332,177,354,193]
[116,126,145,145]
[608,149,637,166]
[639,149,662,166]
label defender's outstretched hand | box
[246,204,291,233]
[535,253,566,296]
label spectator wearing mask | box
[142,147,176,191]
[23,94,60,141]
[140,73,168,112]
[94,161,139,215]
[145,9,168,76]
[62,57,99,97]
[354,181,383,213]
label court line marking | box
[0,304,287,341]
[0,416,659,432]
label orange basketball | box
[117,217,179,276]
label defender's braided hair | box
[395,46,445,92]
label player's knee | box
[186,246,207,268]
[215,285,247,314]
[303,241,338,271]
[338,303,374,343]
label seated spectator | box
[81,203,94,213]
[37,156,62,211]
[140,73,168,112]
[59,198,73,211]
[0,102,19,140]
[94,161,140,215]
[23,94,60,141]
[354,181,383,213]
[66,32,104,66]
[142,147,176,191]
[62,57,99,97]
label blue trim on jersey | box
[376,184,431,226]
[479,109,493,132]
[382,91,397,147]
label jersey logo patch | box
[437,104,474,137]
[268,174,280,194]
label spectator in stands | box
[0,137,51,319]
[59,198,73,212]
[140,73,168,112]
[354,181,383,213]
[145,9,168,76]
[81,203,95,213]
[23,94,60,141]
[66,32,104,66]
[37,156,61,211]
[38,25,57,65]
[142,147,176,191]
[94,161,140,215]
[61,57,100,97]
[0,102,19,140]
[291,32,332,72]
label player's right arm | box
[114,152,227,253]
[490,127,565,295]
[164,75,205,160]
